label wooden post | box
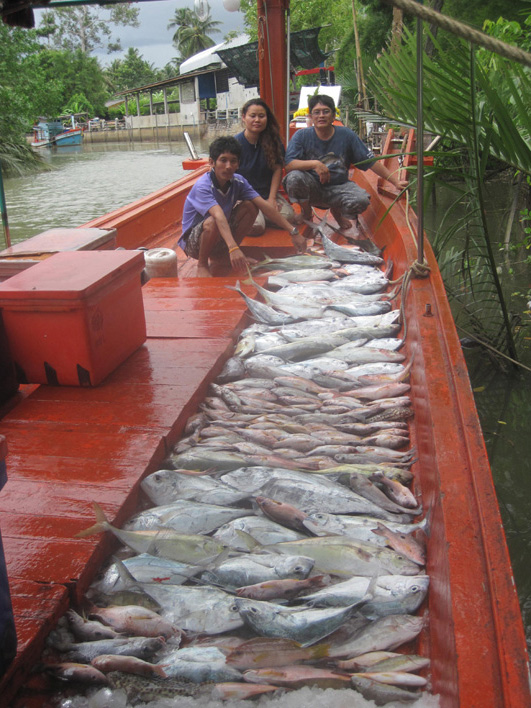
[351,0,368,137]
[257,0,289,144]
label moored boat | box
[0,1,529,706]
[31,116,83,148]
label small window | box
[215,69,230,94]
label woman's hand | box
[267,196,279,212]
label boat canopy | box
[217,27,330,88]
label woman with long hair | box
[235,98,297,236]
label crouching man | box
[283,94,408,235]
[179,136,306,277]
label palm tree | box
[168,4,221,60]
[167,7,195,47]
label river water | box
[2,140,531,649]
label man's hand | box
[291,231,307,254]
[229,247,248,273]
[390,177,409,192]
[314,161,330,184]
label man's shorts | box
[182,209,242,260]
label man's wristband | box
[290,227,300,237]
[228,246,240,254]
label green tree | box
[62,92,94,118]
[0,26,62,140]
[160,59,181,79]
[168,3,221,60]
[0,24,61,172]
[168,7,195,48]
[104,48,160,92]
[37,6,139,54]
[36,47,108,117]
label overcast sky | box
[34,1,246,69]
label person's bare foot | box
[336,216,353,231]
[330,208,351,231]
[196,264,213,277]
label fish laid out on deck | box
[33,221,434,707]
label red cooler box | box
[0,227,117,282]
[0,250,146,386]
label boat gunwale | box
[357,163,531,706]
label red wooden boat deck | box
[0,160,529,706]
[0,268,262,707]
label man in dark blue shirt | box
[284,94,408,234]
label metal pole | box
[0,166,11,249]
[416,9,424,265]
[286,4,291,145]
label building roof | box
[179,34,250,76]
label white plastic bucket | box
[143,248,178,278]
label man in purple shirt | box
[180,136,306,277]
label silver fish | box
[324,344,405,365]
[328,614,425,658]
[226,281,294,325]
[64,636,165,663]
[256,334,349,362]
[235,597,362,647]
[91,654,168,678]
[216,356,246,383]
[123,500,249,534]
[66,610,122,642]
[213,516,305,550]
[141,469,250,506]
[302,511,423,539]
[320,231,384,266]
[363,337,404,350]
[43,662,110,686]
[169,448,257,473]
[135,584,244,634]
[330,275,389,295]
[252,254,335,271]
[351,675,421,704]
[253,332,288,351]
[268,268,338,286]
[329,301,392,317]
[219,466,339,495]
[244,274,326,319]
[91,554,198,594]
[201,553,315,588]
[75,503,227,564]
[303,574,429,618]
[269,537,420,577]
[156,646,242,683]
[257,477,405,520]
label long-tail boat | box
[0,1,529,706]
